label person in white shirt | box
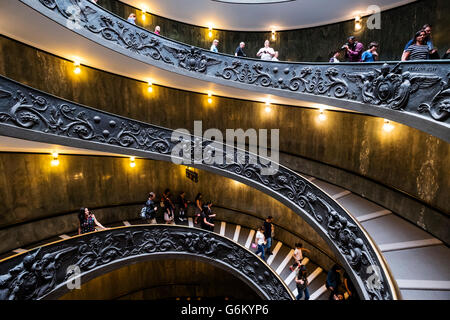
[210,39,219,53]
[272,51,279,61]
[257,40,275,60]
[289,243,311,271]
[127,13,136,25]
[254,226,266,261]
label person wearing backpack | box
[295,264,310,300]
[142,192,158,224]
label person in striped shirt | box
[402,30,430,61]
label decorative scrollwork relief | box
[0,74,395,299]
[0,226,292,300]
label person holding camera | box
[343,36,364,62]
[361,42,379,62]
[144,192,158,224]
[256,40,275,61]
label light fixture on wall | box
[130,156,136,168]
[141,7,147,21]
[355,16,362,31]
[208,25,213,38]
[265,101,272,113]
[51,152,60,166]
[318,109,326,122]
[271,29,276,41]
[207,92,213,104]
[383,119,394,132]
[147,81,153,93]
[73,61,81,74]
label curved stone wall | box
[101,0,450,62]
[0,35,448,241]
[59,258,262,300]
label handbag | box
[251,243,257,249]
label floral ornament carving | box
[216,60,273,87]
[0,226,291,300]
[38,0,173,65]
[345,63,441,110]
[418,72,450,121]
[284,67,351,99]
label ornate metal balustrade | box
[17,0,450,142]
[0,75,399,300]
[0,225,294,300]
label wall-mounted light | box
[141,7,147,21]
[265,101,272,113]
[208,25,213,38]
[318,109,326,122]
[383,119,394,132]
[73,61,81,75]
[147,81,153,93]
[130,156,136,168]
[207,93,213,104]
[355,16,362,31]
[51,152,60,166]
[271,29,276,41]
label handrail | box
[0,225,295,300]
[0,74,400,299]
[17,0,450,142]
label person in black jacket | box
[201,201,216,231]
[177,191,190,222]
[235,42,246,57]
[326,264,342,300]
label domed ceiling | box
[120,0,416,31]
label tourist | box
[127,13,136,25]
[194,193,203,225]
[329,50,341,63]
[177,191,189,222]
[402,30,430,61]
[210,39,219,53]
[201,201,215,231]
[361,42,379,62]
[295,264,310,300]
[144,192,158,224]
[272,51,279,61]
[78,207,107,235]
[263,216,274,255]
[162,189,175,225]
[235,42,246,57]
[256,40,275,60]
[326,264,342,300]
[290,243,311,271]
[404,24,438,59]
[154,26,161,35]
[343,36,364,62]
[255,226,266,261]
